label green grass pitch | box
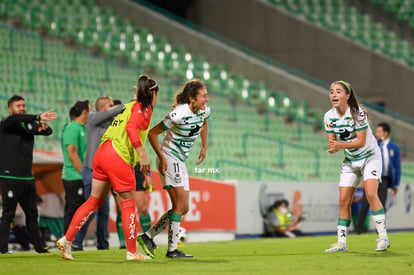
[2,232,414,275]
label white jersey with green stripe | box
[160,104,210,162]
[324,106,378,161]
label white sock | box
[372,214,388,240]
[337,225,348,244]
[147,212,169,239]
[168,219,181,252]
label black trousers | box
[0,178,44,253]
[355,177,390,234]
[62,179,85,233]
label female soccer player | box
[324,80,389,252]
[137,79,210,258]
[57,75,159,260]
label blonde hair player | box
[137,79,210,259]
[324,80,389,252]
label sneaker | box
[325,242,348,252]
[376,239,390,251]
[137,234,156,259]
[56,236,74,260]
[126,251,151,260]
[166,249,193,258]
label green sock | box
[116,214,126,247]
[139,214,152,233]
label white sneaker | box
[376,239,390,251]
[126,251,152,260]
[56,236,74,260]
[325,242,348,252]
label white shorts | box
[157,151,189,191]
[339,149,382,188]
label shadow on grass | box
[349,251,409,257]
[119,259,231,264]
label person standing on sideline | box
[137,79,210,259]
[57,75,159,261]
[356,122,401,234]
[61,100,90,250]
[323,80,390,252]
[0,95,57,254]
[75,96,124,250]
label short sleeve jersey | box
[61,121,87,180]
[101,101,152,166]
[324,106,378,161]
[160,104,210,162]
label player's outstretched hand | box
[40,110,57,121]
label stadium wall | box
[186,0,414,120]
[236,181,414,235]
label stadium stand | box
[268,0,414,65]
[1,0,414,183]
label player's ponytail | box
[172,79,204,110]
[136,75,159,110]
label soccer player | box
[0,95,57,254]
[324,80,390,252]
[137,79,210,259]
[76,96,124,250]
[57,75,159,261]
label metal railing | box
[29,67,104,104]
[241,132,320,177]
[215,159,300,181]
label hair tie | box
[149,83,158,90]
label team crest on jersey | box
[174,173,182,183]
[8,190,13,198]
[345,117,354,127]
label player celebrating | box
[324,80,389,252]
[138,79,210,258]
[57,75,159,261]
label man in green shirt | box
[61,100,89,250]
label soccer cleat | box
[126,251,152,260]
[137,234,156,259]
[166,249,194,258]
[375,239,390,251]
[56,236,74,260]
[325,242,348,252]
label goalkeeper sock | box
[66,196,103,242]
[121,198,137,254]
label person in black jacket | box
[0,95,57,254]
